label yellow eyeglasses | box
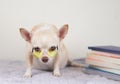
[32,46,58,58]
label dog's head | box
[19,23,68,64]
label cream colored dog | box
[19,23,83,77]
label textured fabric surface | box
[0,60,119,84]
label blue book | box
[89,65,120,75]
[88,45,120,54]
[85,67,120,81]
[75,59,120,81]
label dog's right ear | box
[19,28,31,42]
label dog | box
[19,23,84,77]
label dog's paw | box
[23,73,32,78]
[53,72,61,77]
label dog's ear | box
[59,24,69,40]
[19,28,31,42]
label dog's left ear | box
[59,24,69,40]
[19,28,31,42]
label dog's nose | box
[42,57,48,63]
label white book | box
[86,58,120,70]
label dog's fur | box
[19,23,83,77]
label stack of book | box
[86,45,120,75]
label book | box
[88,45,120,54]
[76,59,120,81]
[86,57,120,70]
[89,65,120,75]
[86,45,120,76]
[92,51,120,59]
[84,67,120,81]
[87,53,120,64]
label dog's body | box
[20,23,83,77]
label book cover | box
[88,45,120,54]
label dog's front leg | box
[53,57,61,77]
[23,52,33,78]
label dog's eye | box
[34,47,41,52]
[49,46,57,51]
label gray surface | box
[0,60,119,84]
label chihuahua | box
[19,23,83,77]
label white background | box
[0,0,120,61]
